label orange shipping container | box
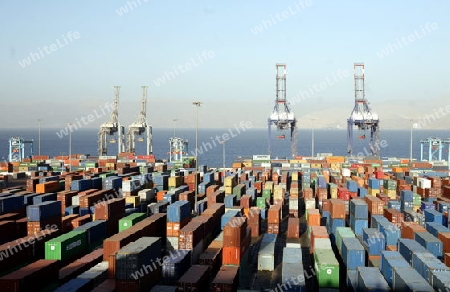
[307,209,321,226]
[401,222,427,239]
[438,232,450,254]
[35,181,60,194]
[287,217,300,238]
[329,199,345,219]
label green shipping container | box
[233,184,246,199]
[383,179,397,190]
[314,248,340,288]
[413,193,421,205]
[119,213,147,232]
[256,197,266,209]
[45,230,87,261]
[262,189,271,200]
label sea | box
[0,128,449,168]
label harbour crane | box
[347,63,380,156]
[267,63,298,157]
[97,86,125,156]
[126,86,152,155]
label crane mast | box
[97,86,125,156]
[347,63,380,156]
[267,63,298,157]
[126,86,152,155]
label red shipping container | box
[445,253,450,267]
[61,214,79,233]
[268,204,282,224]
[222,228,250,265]
[223,217,247,247]
[211,265,239,292]
[94,198,125,220]
[337,187,350,201]
[27,215,62,235]
[167,216,191,237]
[0,259,59,292]
[240,195,252,209]
[384,209,404,227]
[287,217,300,238]
[71,214,92,229]
[365,195,384,215]
[438,232,450,254]
[267,223,280,234]
[310,226,329,254]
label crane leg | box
[347,119,353,155]
[268,119,272,155]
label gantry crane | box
[420,137,450,163]
[97,86,125,156]
[126,86,152,155]
[347,63,380,156]
[268,63,298,157]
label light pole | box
[221,140,226,184]
[69,123,73,172]
[38,119,42,156]
[173,119,178,138]
[311,118,315,157]
[192,102,202,214]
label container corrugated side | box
[392,267,434,292]
[45,230,87,261]
[356,267,390,291]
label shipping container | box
[314,248,339,288]
[27,200,62,221]
[398,238,429,264]
[45,229,88,261]
[392,267,433,292]
[341,237,365,270]
[414,231,443,259]
[177,265,210,291]
[118,213,147,232]
[356,267,390,291]
[211,265,239,292]
[162,250,191,284]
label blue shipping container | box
[357,187,367,198]
[411,252,448,284]
[357,267,390,292]
[398,238,428,264]
[115,237,162,280]
[350,216,368,236]
[91,177,103,190]
[162,250,191,284]
[224,195,236,208]
[387,200,401,211]
[414,231,443,259]
[378,221,400,246]
[380,251,410,287]
[368,178,380,189]
[421,201,435,211]
[23,193,39,205]
[392,267,433,292]
[349,200,368,219]
[400,190,413,202]
[71,179,92,191]
[342,237,365,270]
[362,228,385,256]
[167,201,191,223]
[370,215,389,229]
[203,172,215,183]
[221,210,241,230]
[424,209,444,225]
[32,193,57,204]
[65,205,80,216]
[27,201,61,221]
[425,222,450,237]
[74,220,107,246]
[0,195,24,214]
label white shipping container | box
[286,242,301,248]
[138,189,155,202]
[418,178,431,189]
[258,242,276,271]
[122,179,141,192]
[341,168,351,177]
[314,237,332,250]
[305,199,316,210]
[166,236,179,252]
[72,195,80,206]
[289,198,299,210]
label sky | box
[1,0,450,130]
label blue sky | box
[1,1,449,129]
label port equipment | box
[347,63,380,156]
[420,137,450,163]
[8,137,33,162]
[267,63,298,157]
[169,137,188,163]
[98,86,125,156]
[126,86,152,155]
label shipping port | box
[1,64,450,291]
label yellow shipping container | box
[125,196,140,207]
[264,181,274,192]
[291,172,299,181]
[232,162,243,168]
[383,189,397,199]
[368,188,380,196]
[224,176,237,188]
[168,176,183,188]
[225,186,233,195]
[242,160,253,167]
[326,156,345,163]
[311,163,322,169]
[329,186,338,199]
[290,159,307,164]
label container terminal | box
[1,64,450,291]
[1,151,450,292]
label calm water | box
[1,128,449,168]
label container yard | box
[0,154,449,291]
